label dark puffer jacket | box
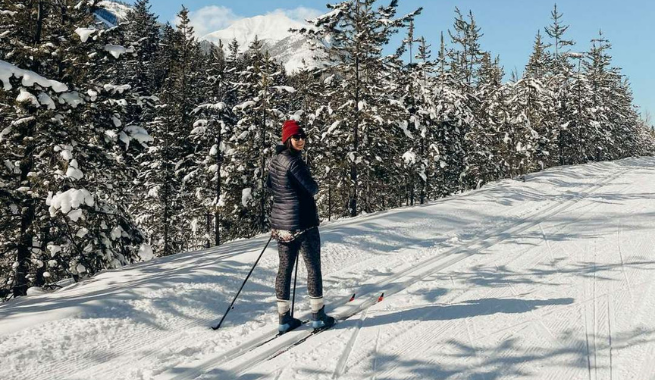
[267,145,319,231]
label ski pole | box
[212,236,273,330]
[290,253,299,317]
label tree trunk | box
[14,205,34,297]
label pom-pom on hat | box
[281,120,303,143]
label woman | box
[267,119,335,334]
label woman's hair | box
[285,138,302,152]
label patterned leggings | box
[275,227,323,300]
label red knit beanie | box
[281,120,303,143]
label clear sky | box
[126,0,654,121]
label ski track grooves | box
[360,175,633,380]
[62,245,273,380]
[332,309,368,378]
[160,167,626,380]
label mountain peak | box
[202,12,320,73]
[202,12,307,50]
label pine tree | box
[186,43,235,247]
[301,0,421,216]
[522,30,555,169]
[228,39,293,236]
[544,4,576,166]
[137,7,203,256]
[0,0,144,298]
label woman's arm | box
[288,159,319,196]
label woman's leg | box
[275,240,299,314]
[300,228,334,328]
[299,228,323,301]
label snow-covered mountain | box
[202,13,321,73]
[95,1,131,26]
[92,3,321,73]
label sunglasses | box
[291,134,307,141]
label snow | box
[46,244,61,256]
[203,13,305,53]
[402,150,416,165]
[241,187,253,207]
[11,116,34,126]
[0,60,68,92]
[121,125,153,149]
[65,160,84,180]
[67,209,84,222]
[326,120,340,134]
[104,83,131,94]
[110,226,123,240]
[397,120,413,138]
[74,27,97,43]
[272,85,296,93]
[2,158,655,379]
[138,244,154,261]
[38,92,56,109]
[48,188,94,217]
[104,44,133,59]
[16,88,39,106]
[98,1,131,20]
[59,91,84,108]
[59,149,73,161]
[234,100,255,111]
[0,126,11,141]
[26,287,46,296]
[201,13,321,74]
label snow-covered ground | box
[2,157,655,380]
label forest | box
[1,0,653,299]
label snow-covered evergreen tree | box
[226,40,293,237]
[136,7,203,256]
[301,0,420,216]
[0,0,145,298]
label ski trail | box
[344,168,633,380]
[593,243,598,380]
[370,327,381,380]
[631,278,655,380]
[359,308,460,379]
[332,309,368,379]
[272,368,284,380]
[472,277,654,343]
[607,294,613,380]
[160,167,626,380]
[616,221,633,300]
[583,297,594,380]
[68,245,279,380]
[465,318,485,380]
[497,263,557,343]
[539,223,556,264]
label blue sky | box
[128,0,654,121]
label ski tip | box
[377,293,384,302]
[349,293,356,302]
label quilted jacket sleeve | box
[288,158,319,196]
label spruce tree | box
[0,0,144,298]
[300,0,420,216]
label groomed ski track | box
[2,157,655,380]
